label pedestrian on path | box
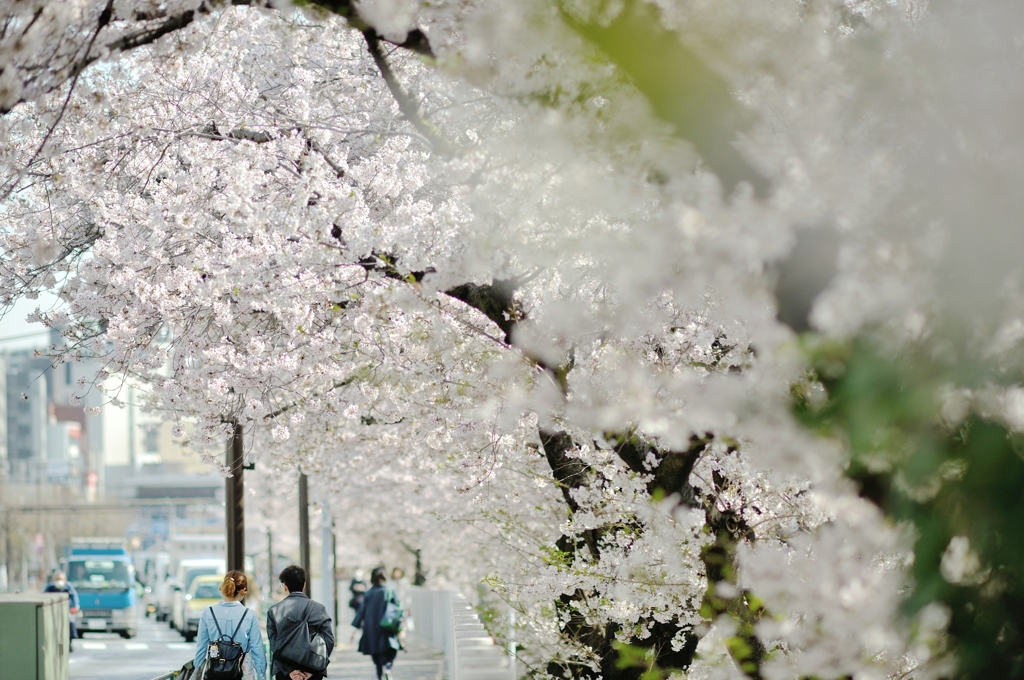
[351,567,402,680]
[44,571,79,653]
[267,565,336,680]
[193,571,267,679]
[348,569,367,613]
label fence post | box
[508,606,517,680]
[404,586,514,680]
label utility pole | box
[298,472,310,595]
[332,521,338,629]
[226,421,244,572]
[267,527,274,591]
[321,501,335,627]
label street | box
[70,614,192,680]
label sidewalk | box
[330,626,444,680]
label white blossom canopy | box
[3,1,1024,679]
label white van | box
[170,558,225,639]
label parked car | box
[170,559,225,635]
[181,574,223,642]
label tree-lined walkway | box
[67,617,445,680]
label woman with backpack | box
[351,567,402,680]
[194,571,267,680]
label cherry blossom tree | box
[3,1,1024,679]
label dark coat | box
[44,582,80,611]
[352,585,400,656]
[348,578,367,611]
[267,592,336,679]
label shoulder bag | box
[274,600,330,673]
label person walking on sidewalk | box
[267,565,336,680]
[348,569,367,614]
[351,567,401,680]
[44,571,80,653]
[193,571,267,679]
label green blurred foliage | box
[796,339,1024,678]
[560,0,769,197]
[613,640,667,680]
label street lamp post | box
[321,501,335,627]
[267,527,274,591]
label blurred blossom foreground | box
[3,1,1024,679]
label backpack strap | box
[229,608,249,643]
[209,607,225,638]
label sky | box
[0,292,63,351]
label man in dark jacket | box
[267,565,335,680]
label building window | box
[144,429,160,453]
[65,363,72,384]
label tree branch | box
[306,137,346,178]
[362,29,453,158]
[262,376,356,421]
[304,1,435,57]
[443,281,520,344]
[561,0,770,198]
[1,0,437,117]
[611,430,709,505]
[0,0,114,200]
[539,429,590,514]
[701,502,766,679]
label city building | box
[2,334,218,495]
[5,350,51,483]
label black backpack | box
[205,608,250,680]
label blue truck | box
[63,538,138,639]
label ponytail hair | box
[220,570,248,598]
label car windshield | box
[68,560,131,593]
[193,584,220,599]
